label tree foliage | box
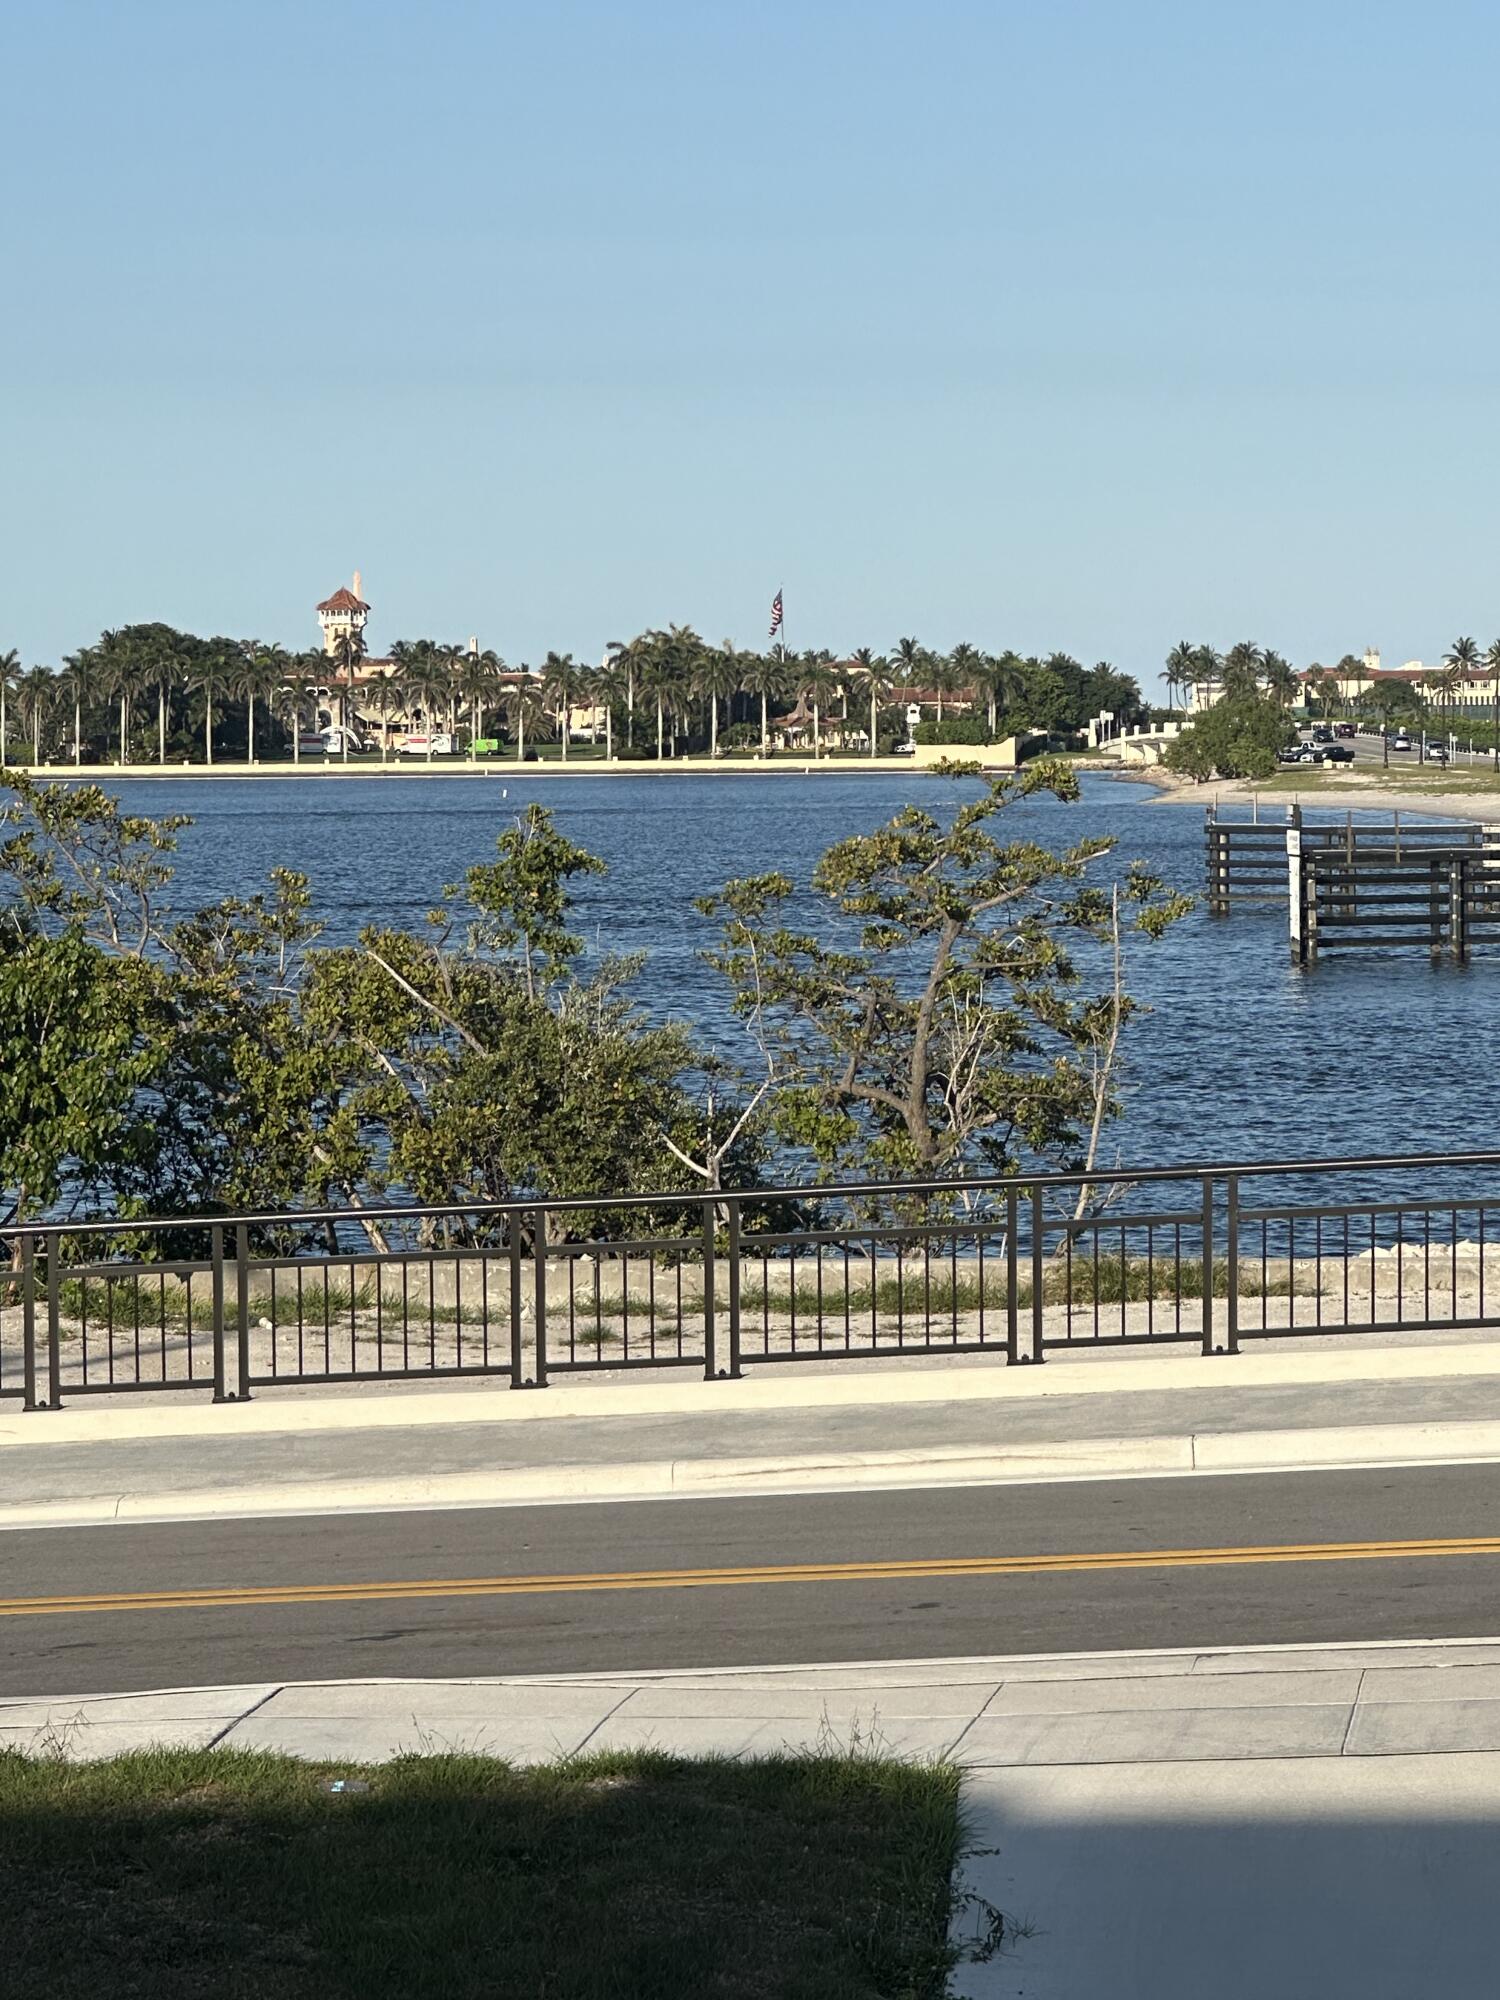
[2,770,1189,1247]
[698,761,1189,1185]
[1164,693,1295,782]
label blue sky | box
[4,1,1498,691]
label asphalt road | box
[1338,729,1493,773]
[6,1464,1500,1698]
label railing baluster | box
[1225,1174,1240,1354]
[211,1224,226,1402]
[236,1225,252,1401]
[46,1231,62,1409]
[21,1235,37,1411]
[726,1198,742,1378]
[1200,1177,1215,1355]
[702,1198,717,1380]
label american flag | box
[768,588,783,638]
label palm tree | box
[739,650,788,757]
[1485,640,1500,773]
[1220,641,1263,701]
[1442,637,1480,748]
[16,665,56,766]
[56,653,101,766]
[796,657,839,758]
[855,653,897,758]
[507,673,547,761]
[1191,645,1223,710]
[187,651,236,765]
[458,649,505,756]
[1261,651,1297,709]
[927,650,963,723]
[541,651,584,761]
[328,628,367,762]
[235,645,287,764]
[0,647,17,767]
[606,634,650,751]
[591,659,626,760]
[695,644,744,758]
[1164,641,1197,713]
[396,649,453,763]
[976,652,1025,738]
[636,643,673,760]
[100,639,143,763]
[890,636,926,696]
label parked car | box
[1319,743,1356,763]
[1278,745,1309,764]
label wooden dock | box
[1204,807,1500,962]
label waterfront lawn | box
[0,1746,964,2000]
[1258,766,1500,801]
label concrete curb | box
[6,1337,1500,1448]
[8,1414,1500,1531]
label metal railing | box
[7,1149,1500,1407]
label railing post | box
[726,1198,743,1378]
[702,1198,718,1380]
[1030,1187,1046,1363]
[1200,1177,1215,1355]
[1451,856,1468,963]
[508,1207,527,1387]
[20,1234,37,1411]
[533,1208,549,1389]
[1005,1185,1020,1363]
[1224,1174,1239,1355]
[236,1224,252,1401]
[46,1231,62,1409]
[211,1225,227,1402]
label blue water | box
[102,771,1497,1179]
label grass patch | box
[740,1255,1299,1319]
[0,1746,969,2000]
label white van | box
[400,732,454,757]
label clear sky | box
[4,0,1498,691]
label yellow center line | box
[3,1533,1500,1618]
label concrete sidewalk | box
[11,1635,1500,1764]
[7,1339,1500,1526]
[9,1640,1500,1997]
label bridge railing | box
[7,1150,1500,1406]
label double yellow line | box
[2,1532,1499,1619]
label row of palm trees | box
[1164,637,1500,733]
[0,627,1084,768]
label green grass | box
[52,1252,1302,1345]
[0,1746,973,2000]
[740,1255,1300,1319]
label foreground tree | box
[1164,692,1295,782]
[699,761,1189,1185]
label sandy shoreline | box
[1124,763,1492,823]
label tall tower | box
[316,574,370,659]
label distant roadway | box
[6,1464,1500,1698]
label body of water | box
[99,771,1490,1176]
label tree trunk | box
[870,690,878,759]
[248,693,256,764]
[158,687,166,765]
[657,697,664,760]
[760,693,768,756]
[710,697,718,758]
[205,696,214,766]
[813,700,821,757]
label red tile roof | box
[317,587,369,614]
